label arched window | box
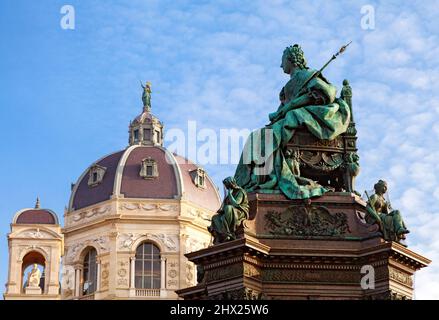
[135,243,161,289]
[82,248,97,295]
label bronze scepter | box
[296,41,352,96]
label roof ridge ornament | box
[35,197,40,209]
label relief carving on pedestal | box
[205,264,243,282]
[366,290,410,300]
[211,288,264,300]
[262,268,358,283]
[389,267,413,287]
[265,205,349,237]
[244,264,260,278]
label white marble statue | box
[27,263,41,287]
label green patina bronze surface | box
[234,44,351,200]
[208,177,249,244]
[366,180,410,244]
[141,81,152,110]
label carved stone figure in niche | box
[366,180,409,243]
[27,263,41,288]
[208,177,249,244]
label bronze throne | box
[285,79,359,193]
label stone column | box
[161,257,166,289]
[160,257,166,297]
[43,261,49,294]
[74,267,81,298]
[96,261,101,292]
[139,126,144,143]
[129,256,136,297]
[130,257,136,288]
[48,245,59,295]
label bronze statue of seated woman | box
[366,180,410,244]
[233,44,351,200]
[208,177,249,244]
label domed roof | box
[132,111,158,125]
[69,145,221,212]
[13,208,59,225]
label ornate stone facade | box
[61,198,216,300]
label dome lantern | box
[128,82,164,147]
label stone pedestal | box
[177,192,430,300]
[25,286,42,295]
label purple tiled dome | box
[69,145,221,212]
[14,209,58,225]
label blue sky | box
[1,0,439,299]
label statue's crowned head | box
[282,44,307,70]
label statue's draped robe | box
[366,194,407,240]
[234,68,351,199]
[210,188,249,241]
